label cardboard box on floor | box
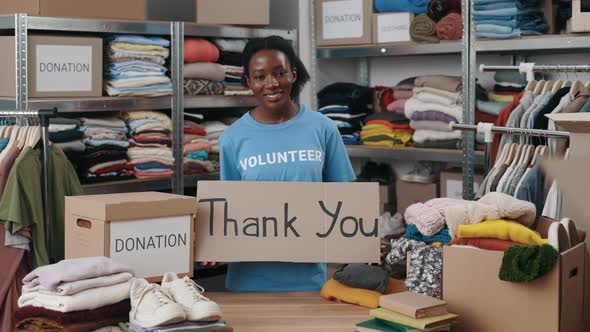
[0,35,102,98]
[443,217,586,332]
[315,0,373,46]
[440,169,484,199]
[195,0,269,25]
[65,192,197,282]
[0,0,146,20]
[194,181,380,263]
[395,180,439,214]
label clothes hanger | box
[525,80,538,92]
[510,144,523,168]
[531,144,543,165]
[541,79,554,95]
[552,80,564,93]
[533,80,547,95]
[504,143,519,166]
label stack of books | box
[355,292,458,332]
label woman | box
[217,36,356,292]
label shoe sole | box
[186,304,223,322]
[561,218,580,247]
[131,310,186,328]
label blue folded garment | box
[477,30,522,39]
[476,100,510,115]
[374,0,428,14]
[474,7,542,17]
[114,83,173,92]
[476,24,515,34]
[134,162,171,170]
[473,0,541,5]
[222,81,243,87]
[107,60,167,71]
[85,139,130,148]
[474,2,518,11]
[134,167,171,173]
[474,19,519,28]
[105,74,168,80]
[80,125,129,133]
[105,34,170,47]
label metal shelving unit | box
[346,146,484,165]
[317,41,462,58]
[0,14,293,195]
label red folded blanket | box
[436,13,463,41]
[15,300,130,324]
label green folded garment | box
[499,244,558,282]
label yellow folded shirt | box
[370,307,458,330]
[363,140,396,147]
[361,128,394,138]
[362,124,391,131]
[488,92,514,103]
[320,278,381,309]
[457,220,548,246]
[110,42,167,52]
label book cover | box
[379,291,448,319]
[370,308,458,330]
[356,319,451,332]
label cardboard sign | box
[195,181,380,263]
[36,44,93,92]
[109,215,192,279]
[322,0,364,39]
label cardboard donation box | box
[195,181,380,263]
[195,0,269,25]
[544,112,590,330]
[0,35,102,98]
[440,169,483,199]
[372,12,413,44]
[443,218,586,332]
[315,0,373,46]
[379,184,393,214]
[65,192,197,282]
[396,180,439,214]
[0,0,147,20]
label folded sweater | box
[457,220,548,246]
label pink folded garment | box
[404,198,462,236]
[135,170,174,179]
[386,99,407,114]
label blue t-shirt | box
[219,104,356,292]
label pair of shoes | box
[548,218,580,253]
[398,162,437,184]
[357,162,394,184]
[130,273,222,328]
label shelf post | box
[310,0,319,111]
[15,14,28,110]
[461,0,476,199]
[171,21,184,194]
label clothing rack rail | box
[480,63,590,81]
[450,122,570,172]
[0,108,57,261]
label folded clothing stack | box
[203,121,229,154]
[215,38,253,96]
[49,117,85,174]
[374,0,429,14]
[386,77,416,116]
[123,111,174,179]
[184,38,224,96]
[405,75,463,149]
[80,116,133,183]
[475,73,526,125]
[184,118,216,176]
[15,257,134,331]
[474,0,548,39]
[318,82,373,145]
[105,35,172,97]
[360,113,412,147]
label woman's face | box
[247,49,297,112]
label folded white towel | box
[412,129,462,143]
[413,87,463,106]
[18,279,132,312]
[22,272,133,296]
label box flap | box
[545,113,590,133]
[66,192,197,221]
[0,0,40,15]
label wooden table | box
[208,292,370,332]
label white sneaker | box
[129,278,186,328]
[161,272,222,322]
[548,222,571,253]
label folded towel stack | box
[15,257,134,331]
[214,38,253,96]
[123,111,174,179]
[386,77,416,117]
[183,117,217,176]
[318,82,373,145]
[105,35,172,97]
[79,116,133,183]
[405,75,463,149]
[202,121,228,154]
[184,38,225,96]
[474,0,548,39]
